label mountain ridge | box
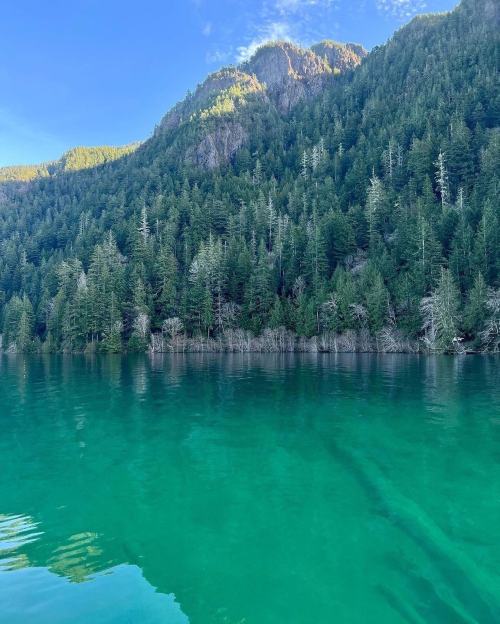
[0,0,498,355]
[1,39,367,180]
[157,39,367,168]
[1,0,495,181]
[0,143,140,183]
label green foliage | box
[198,80,264,120]
[2,294,34,352]
[0,0,497,352]
[421,268,461,352]
[57,145,138,172]
[0,144,139,183]
[464,273,488,337]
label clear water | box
[0,354,499,624]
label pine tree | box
[435,151,450,209]
[464,273,488,337]
[269,296,285,329]
[17,310,33,352]
[365,270,388,332]
[138,205,150,243]
[421,268,461,352]
[201,286,213,338]
[473,201,499,283]
[102,293,123,353]
[366,173,384,240]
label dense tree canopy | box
[0,0,498,353]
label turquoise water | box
[0,354,499,623]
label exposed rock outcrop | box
[162,69,263,130]
[2,38,369,181]
[311,41,367,73]
[241,41,334,112]
[243,42,329,86]
[185,120,248,169]
[159,39,367,132]
[159,40,366,169]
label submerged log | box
[328,441,500,624]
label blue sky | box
[0,0,458,167]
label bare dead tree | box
[480,289,500,352]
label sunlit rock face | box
[161,69,264,131]
[0,37,367,175]
[311,41,367,74]
[243,42,329,87]
[241,42,330,113]
[156,39,367,169]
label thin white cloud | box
[375,0,427,19]
[274,0,334,14]
[235,0,339,63]
[236,21,293,63]
[205,48,232,64]
[197,0,432,72]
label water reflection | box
[0,514,41,572]
[0,354,499,623]
[0,513,189,624]
[48,531,103,582]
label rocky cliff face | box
[186,120,248,169]
[161,69,264,131]
[311,41,367,74]
[158,39,367,169]
[3,39,368,180]
[240,42,332,112]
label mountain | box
[2,41,365,180]
[161,39,366,126]
[0,0,498,354]
[138,39,365,170]
[0,144,139,183]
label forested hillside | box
[0,144,139,183]
[0,0,498,354]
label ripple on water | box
[0,514,43,571]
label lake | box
[0,353,499,623]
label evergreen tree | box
[464,273,488,337]
[421,268,461,352]
[0,0,496,352]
